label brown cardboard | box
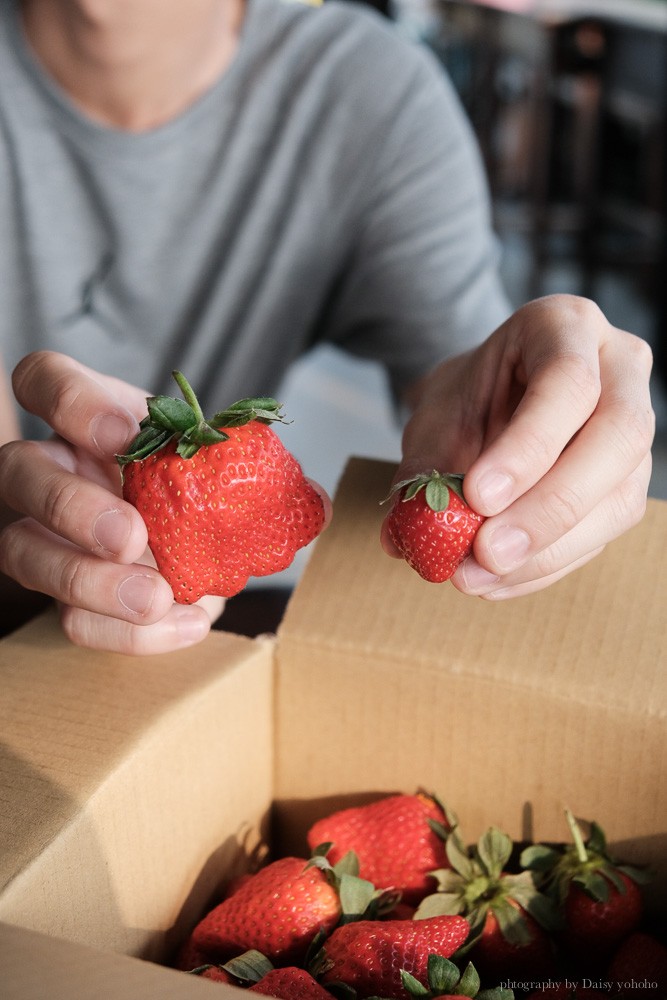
[1,456,666,997]
[0,612,275,963]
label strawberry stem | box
[565,809,589,865]
[172,370,205,423]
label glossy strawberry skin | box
[248,967,335,998]
[469,907,556,982]
[189,857,341,967]
[386,476,484,583]
[307,793,450,906]
[319,915,470,999]
[561,871,643,959]
[122,420,325,603]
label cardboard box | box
[1,457,666,998]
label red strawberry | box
[316,915,470,999]
[415,826,558,982]
[384,471,484,582]
[470,905,556,982]
[248,967,335,998]
[306,791,452,906]
[189,857,341,966]
[117,372,326,603]
[522,810,649,965]
[607,932,667,995]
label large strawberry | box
[315,915,470,999]
[117,372,326,603]
[384,471,484,582]
[189,856,342,966]
[522,810,649,967]
[415,826,559,982]
[306,791,452,906]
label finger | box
[464,302,654,518]
[471,547,604,601]
[0,439,148,561]
[59,601,213,655]
[304,476,333,528]
[12,351,146,457]
[453,456,651,595]
[470,343,654,577]
[0,519,174,624]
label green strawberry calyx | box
[381,471,468,512]
[116,370,289,465]
[520,809,651,905]
[414,826,560,947]
[400,953,515,999]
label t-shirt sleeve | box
[319,37,512,400]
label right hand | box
[0,351,223,654]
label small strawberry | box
[607,932,667,996]
[415,826,559,982]
[315,915,470,999]
[521,810,650,965]
[306,791,453,906]
[117,372,326,603]
[383,471,484,582]
[248,967,336,998]
[189,856,342,966]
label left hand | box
[382,294,655,598]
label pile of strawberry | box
[173,792,667,999]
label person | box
[0,0,655,655]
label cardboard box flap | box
[280,457,667,715]
[0,921,242,1000]
[0,612,275,960]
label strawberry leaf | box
[222,949,274,983]
[414,891,464,919]
[617,862,653,885]
[476,828,512,879]
[446,835,475,880]
[456,960,481,997]
[116,426,173,464]
[146,395,196,432]
[400,969,430,997]
[520,844,561,873]
[424,478,451,512]
[338,872,376,919]
[426,954,461,993]
[333,851,361,879]
[492,898,532,946]
[573,869,610,902]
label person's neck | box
[20,0,246,131]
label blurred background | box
[272,0,667,585]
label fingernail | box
[93,509,131,555]
[174,607,210,645]
[476,470,514,511]
[118,574,157,617]
[458,557,500,592]
[488,525,531,572]
[91,412,136,455]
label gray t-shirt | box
[0,0,510,436]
